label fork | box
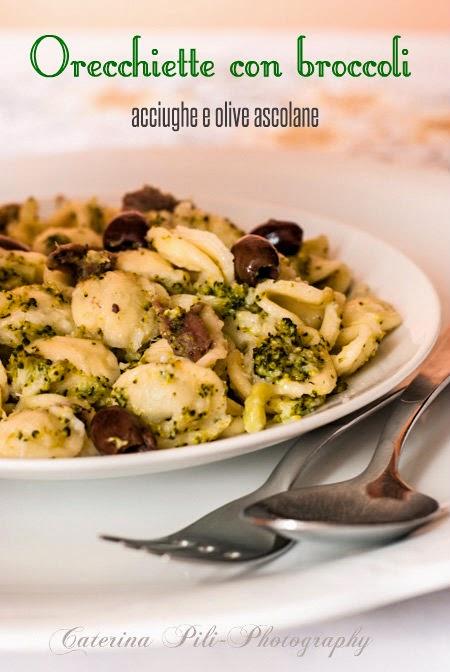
[101,388,402,562]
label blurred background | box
[1,0,449,30]
[0,0,449,168]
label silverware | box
[244,328,450,544]
[101,387,402,562]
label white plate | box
[0,197,440,479]
[0,148,448,652]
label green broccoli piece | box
[292,393,326,415]
[196,281,250,317]
[253,318,325,383]
[7,349,111,406]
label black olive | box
[250,219,303,256]
[159,304,212,362]
[122,185,178,213]
[0,234,30,252]
[103,211,148,251]
[47,243,89,273]
[231,234,280,287]
[47,244,115,282]
[90,407,156,455]
[0,203,20,231]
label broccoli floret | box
[253,318,326,383]
[154,278,191,295]
[7,350,111,406]
[7,350,52,397]
[0,265,26,289]
[0,251,44,290]
[109,387,129,408]
[196,281,250,317]
[329,378,348,395]
[292,393,326,415]
[71,374,111,405]
[269,392,326,423]
[4,323,56,347]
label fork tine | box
[100,534,176,552]
[100,533,269,561]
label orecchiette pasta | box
[111,356,231,448]
[147,200,242,248]
[33,336,120,380]
[0,394,85,458]
[0,248,47,289]
[0,360,8,410]
[294,235,352,294]
[243,382,275,433]
[0,185,401,458]
[33,225,102,255]
[71,271,168,351]
[115,248,189,290]
[226,347,253,399]
[148,227,225,283]
[175,225,235,284]
[255,279,335,330]
[320,300,343,348]
[0,284,74,347]
[7,336,120,403]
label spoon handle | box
[360,327,450,482]
[260,386,402,493]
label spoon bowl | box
[244,482,444,544]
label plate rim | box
[1,517,449,653]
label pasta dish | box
[0,186,401,458]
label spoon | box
[244,328,450,544]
